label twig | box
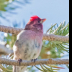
[0,25,69,42]
[43,34,69,42]
[0,25,22,35]
[0,58,69,66]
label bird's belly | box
[13,39,42,61]
[23,39,42,60]
[23,46,39,60]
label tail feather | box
[13,66,27,72]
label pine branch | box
[43,34,69,42]
[0,25,69,42]
[0,58,69,66]
[0,44,13,55]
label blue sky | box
[0,0,69,72]
[0,0,69,31]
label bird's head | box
[25,15,46,32]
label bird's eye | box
[38,20,40,23]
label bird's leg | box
[34,58,37,62]
[31,58,37,62]
[18,59,22,65]
[31,58,37,67]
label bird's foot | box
[31,58,37,63]
[18,59,22,65]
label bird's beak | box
[41,18,46,23]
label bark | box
[0,58,69,66]
[0,25,69,42]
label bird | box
[13,15,46,72]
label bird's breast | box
[13,30,43,60]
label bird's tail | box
[13,66,27,72]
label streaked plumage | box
[13,15,46,72]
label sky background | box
[0,0,69,72]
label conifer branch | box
[0,25,69,42]
[0,58,69,66]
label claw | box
[18,59,22,65]
[31,58,37,62]
[34,58,37,62]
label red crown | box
[30,15,40,21]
